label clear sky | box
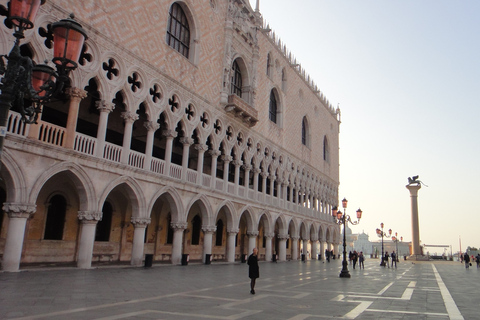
[251,0,480,256]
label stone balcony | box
[225,94,258,127]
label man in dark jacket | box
[248,248,259,294]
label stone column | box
[209,150,221,189]
[130,217,151,266]
[226,228,239,262]
[163,130,177,176]
[265,232,274,262]
[195,143,208,185]
[64,87,87,149]
[143,121,159,170]
[247,231,259,256]
[311,236,318,260]
[77,211,102,269]
[120,111,139,164]
[253,168,260,194]
[261,172,268,201]
[291,237,299,260]
[202,225,216,263]
[95,100,115,158]
[406,184,422,257]
[303,239,309,260]
[1,203,36,272]
[180,137,194,181]
[319,239,325,260]
[289,184,294,206]
[221,155,232,192]
[278,233,288,261]
[269,174,275,197]
[171,222,187,265]
[232,159,243,195]
[243,164,251,193]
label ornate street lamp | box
[392,233,403,262]
[376,223,392,266]
[0,0,87,163]
[333,197,363,278]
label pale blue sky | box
[251,0,480,255]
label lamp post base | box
[339,261,351,278]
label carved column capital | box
[194,143,208,152]
[3,203,36,219]
[144,121,160,132]
[247,231,259,237]
[121,111,139,123]
[202,225,217,233]
[227,228,239,235]
[78,211,102,221]
[171,222,188,230]
[265,232,275,239]
[162,129,178,139]
[208,150,221,157]
[131,217,151,227]
[221,155,233,163]
[66,87,88,101]
[232,159,243,167]
[278,233,289,240]
[96,100,115,113]
[242,164,252,171]
[179,137,194,146]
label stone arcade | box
[0,0,342,271]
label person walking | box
[463,252,470,269]
[391,251,397,268]
[476,253,480,269]
[384,251,390,268]
[247,248,259,294]
[359,251,365,269]
[352,251,358,269]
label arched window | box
[166,3,190,58]
[323,136,330,162]
[95,201,113,242]
[191,214,201,245]
[269,90,277,123]
[215,219,224,246]
[302,116,309,147]
[44,195,67,240]
[231,59,242,97]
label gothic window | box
[44,195,67,240]
[323,136,330,163]
[231,59,242,97]
[302,116,310,147]
[95,201,113,242]
[269,90,277,123]
[191,214,201,245]
[166,3,190,58]
[215,219,224,246]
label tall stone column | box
[226,228,239,262]
[242,164,251,194]
[77,211,102,269]
[319,239,325,260]
[253,168,260,194]
[261,172,268,201]
[163,130,177,176]
[1,203,36,272]
[180,137,194,181]
[221,155,232,192]
[247,231,258,256]
[143,121,159,170]
[291,237,299,260]
[303,239,309,259]
[95,100,115,158]
[131,217,151,266]
[195,143,208,185]
[278,234,288,261]
[202,226,216,263]
[209,150,221,189]
[233,159,242,195]
[265,233,274,261]
[64,88,87,149]
[406,184,422,258]
[171,222,187,265]
[120,111,139,164]
[311,237,318,260]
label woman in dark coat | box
[247,248,259,294]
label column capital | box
[242,164,252,171]
[221,155,233,163]
[291,236,300,241]
[3,203,36,218]
[144,121,160,132]
[260,172,269,179]
[278,233,289,240]
[78,211,102,221]
[179,137,194,146]
[247,231,259,237]
[171,222,188,230]
[131,217,151,227]
[208,149,221,157]
[202,225,217,233]
[232,159,243,167]
[162,129,178,139]
[96,100,115,113]
[66,87,88,100]
[194,143,208,152]
[265,232,275,238]
[121,111,139,123]
[227,228,239,234]
[252,168,261,174]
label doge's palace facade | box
[0,0,341,271]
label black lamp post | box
[332,198,362,278]
[376,223,391,266]
[392,233,402,262]
[0,0,87,165]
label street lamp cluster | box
[0,0,87,159]
[333,198,363,278]
[376,223,403,266]
[392,233,403,262]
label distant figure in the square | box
[359,251,365,269]
[391,251,397,268]
[326,249,330,262]
[463,252,470,269]
[352,250,358,269]
[384,252,390,268]
[476,253,480,268]
[248,248,259,294]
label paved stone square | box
[0,258,478,319]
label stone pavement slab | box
[0,259,478,319]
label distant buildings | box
[343,227,411,258]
